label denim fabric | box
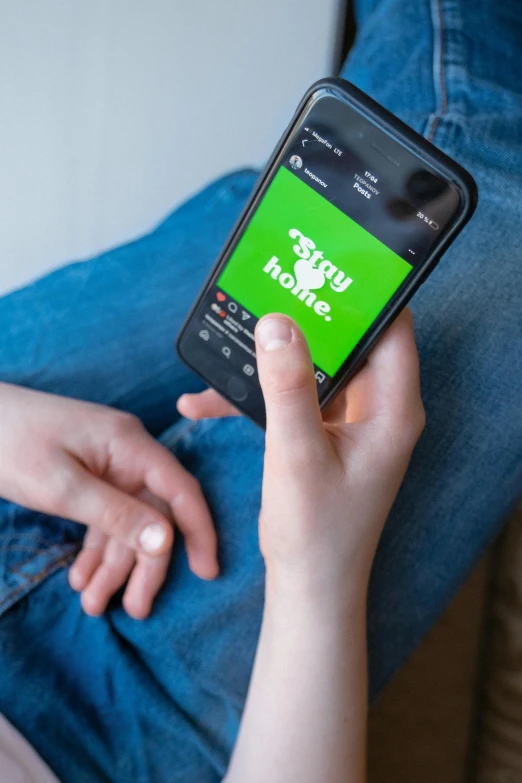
[0,0,521,780]
[345,0,522,690]
[0,418,265,783]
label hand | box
[178,310,424,601]
[0,385,218,618]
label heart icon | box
[216,292,226,302]
[293,258,325,291]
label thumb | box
[255,315,326,451]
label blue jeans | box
[1,0,521,780]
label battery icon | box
[428,220,439,230]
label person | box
[0,310,422,783]
[0,0,521,780]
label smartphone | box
[177,78,477,428]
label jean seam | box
[10,542,80,573]
[425,0,448,141]
[0,531,79,545]
[0,532,68,546]
[0,549,77,613]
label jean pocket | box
[0,501,83,616]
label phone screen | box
[179,89,462,412]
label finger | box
[122,550,171,620]
[128,434,219,581]
[68,526,107,592]
[255,315,328,453]
[177,389,240,420]
[120,487,173,618]
[80,537,135,616]
[55,458,174,556]
[346,309,423,428]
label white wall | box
[0,0,342,295]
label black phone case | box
[176,77,478,428]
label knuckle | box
[43,465,77,510]
[176,470,201,499]
[266,364,311,404]
[100,499,134,537]
[108,411,143,439]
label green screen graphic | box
[218,167,412,376]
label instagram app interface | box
[218,166,411,376]
[188,94,458,391]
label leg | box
[0,171,263,783]
[342,0,522,691]
[0,169,257,435]
[0,417,265,783]
[0,2,521,781]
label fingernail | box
[257,317,293,352]
[139,522,167,553]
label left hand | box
[0,384,218,619]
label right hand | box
[178,309,424,601]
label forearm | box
[224,580,368,783]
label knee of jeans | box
[339,0,437,135]
[155,169,259,238]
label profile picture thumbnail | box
[289,155,303,170]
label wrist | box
[261,575,368,687]
[264,564,369,625]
